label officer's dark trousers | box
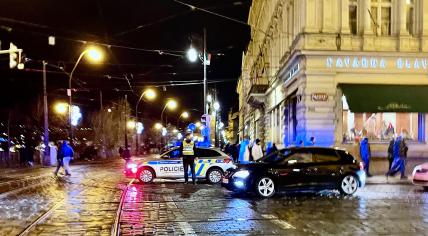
[183,156,196,183]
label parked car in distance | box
[222,147,366,198]
[412,162,428,191]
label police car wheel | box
[137,168,154,183]
[255,177,275,198]
[207,168,223,184]
[339,175,358,195]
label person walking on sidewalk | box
[60,141,74,176]
[180,133,196,185]
[387,137,395,171]
[251,138,264,161]
[360,136,372,177]
[387,130,409,179]
[54,141,64,176]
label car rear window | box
[197,149,221,157]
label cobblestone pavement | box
[1,160,428,235]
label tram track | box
[111,178,135,236]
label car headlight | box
[413,166,422,176]
[234,170,250,179]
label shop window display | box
[342,96,420,143]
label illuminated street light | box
[135,88,157,155]
[68,45,104,140]
[195,122,201,127]
[154,123,163,130]
[85,46,103,63]
[207,95,212,103]
[181,111,189,119]
[219,122,224,129]
[127,120,136,129]
[107,108,112,113]
[173,129,179,133]
[213,101,220,111]
[54,102,68,115]
[187,47,198,62]
[166,99,178,110]
[161,99,178,125]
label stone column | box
[422,0,428,36]
[363,0,373,34]
[341,0,351,34]
[398,0,409,35]
[322,0,336,33]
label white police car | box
[124,147,235,184]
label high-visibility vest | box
[182,141,195,156]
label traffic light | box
[9,42,24,69]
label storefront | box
[278,51,428,173]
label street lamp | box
[213,101,220,111]
[68,46,104,141]
[187,28,208,115]
[154,123,163,130]
[176,111,189,128]
[54,102,68,115]
[161,99,178,125]
[187,47,198,62]
[135,88,157,155]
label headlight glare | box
[234,170,250,179]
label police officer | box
[180,132,196,184]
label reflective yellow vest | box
[182,141,195,156]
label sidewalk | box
[365,175,412,185]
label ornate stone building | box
[238,0,428,161]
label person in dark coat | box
[54,141,64,176]
[360,137,372,177]
[387,137,395,171]
[387,130,409,179]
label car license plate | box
[222,178,229,184]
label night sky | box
[0,0,251,125]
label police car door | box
[158,148,183,178]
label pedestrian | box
[54,141,64,176]
[232,142,239,163]
[270,143,278,153]
[60,141,74,176]
[251,138,264,161]
[387,137,395,171]
[305,137,315,146]
[386,129,409,179]
[180,132,196,185]
[118,146,124,158]
[238,137,250,163]
[360,136,372,177]
[244,139,254,162]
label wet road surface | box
[1,160,427,235]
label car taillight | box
[224,157,232,164]
[359,162,364,170]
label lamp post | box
[176,111,189,129]
[68,46,103,141]
[213,101,220,147]
[135,88,156,155]
[160,99,178,125]
[187,28,208,115]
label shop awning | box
[341,84,428,112]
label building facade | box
[238,0,428,167]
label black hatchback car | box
[222,147,366,198]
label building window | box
[406,0,414,35]
[349,0,358,35]
[342,96,424,143]
[370,0,392,36]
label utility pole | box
[124,94,128,149]
[203,28,207,115]
[42,61,50,166]
[100,90,106,158]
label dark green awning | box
[341,84,428,112]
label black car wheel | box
[339,175,358,195]
[255,177,276,198]
[137,168,155,183]
[206,168,223,184]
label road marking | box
[164,196,196,236]
[261,214,296,230]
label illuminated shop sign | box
[326,56,428,70]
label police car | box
[124,147,235,184]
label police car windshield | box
[158,148,180,159]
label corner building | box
[238,0,428,171]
